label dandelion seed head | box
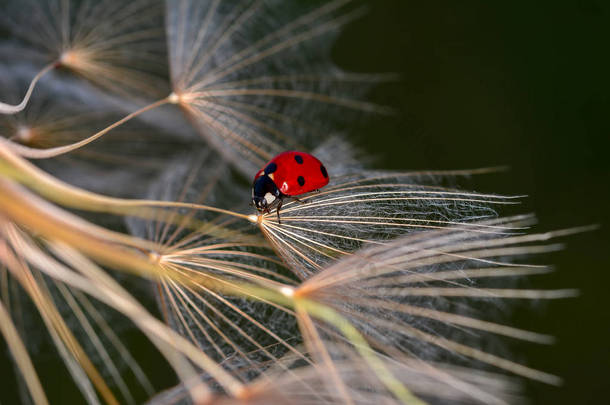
[148,342,524,405]
[15,125,36,144]
[165,0,394,176]
[148,250,162,264]
[258,157,513,279]
[0,63,197,198]
[58,49,82,69]
[290,218,576,393]
[167,91,181,104]
[1,0,170,99]
[126,151,303,375]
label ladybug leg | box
[291,196,306,204]
[276,198,283,224]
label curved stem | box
[0,62,57,115]
[0,144,252,221]
[1,97,169,159]
[0,298,49,405]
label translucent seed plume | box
[166,0,394,176]
[258,168,521,279]
[291,218,583,404]
[0,0,169,100]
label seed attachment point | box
[280,286,295,297]
[167,92,181,104]
[247,214,261,224]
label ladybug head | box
[252,175,280,213]
[252,195,269,212]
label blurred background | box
[335,1,609,403]
[1,1,607,404]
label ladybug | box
[252,151,329,222]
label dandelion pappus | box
[252,151,329,222]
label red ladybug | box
[252,151,329,222]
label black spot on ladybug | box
[264,162,277,175]
[320,164,328,178]
[294,154,304,164]
[297,176,305,186]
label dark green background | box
[335,1,609,404]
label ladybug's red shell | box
[255,151,329,196]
